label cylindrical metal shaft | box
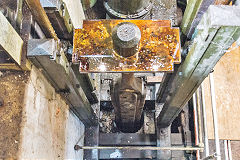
[104,0,152,18]
[112,22,141,58]
[193,93,200,159]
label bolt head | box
[0,97,3,107]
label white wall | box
[18,66,84,159]
[65,110,85,159]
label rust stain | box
[73,19,181,72]
[214,0,230,5]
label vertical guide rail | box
[209,73,221,160]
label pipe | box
[227,140,232,160]
[74,145,204,151]
[201,84,210,157]
[196,89,204,148]
[209,73,221,160]
[193,93,200,159]
[224,140,229,160]
[25,0,58,40]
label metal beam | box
[181,0,215,39]
[157,5,240,127]
[99,149,155,159]
[72,65,98,104]
[27,39,97,126]
[186,0,215,39]
[98,133,185,159]
[99,133,156,146]
[83,126,99,160]
[157,126,171,160]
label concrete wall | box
[18,66,85,159]
[65,109,85,159]
[0,66,85,159]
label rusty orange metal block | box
[73,19,181,72]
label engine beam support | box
[157,5,240,127]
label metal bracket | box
[27,39,97,126]
[27,39,58,60]
[157,126,172,160]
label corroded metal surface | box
[73,19,180,72]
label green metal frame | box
[157,5,240,127]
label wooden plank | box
[146,75,164,84]
[0,63,21,70]
[0,11,23,66]
[203,43,240,140]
